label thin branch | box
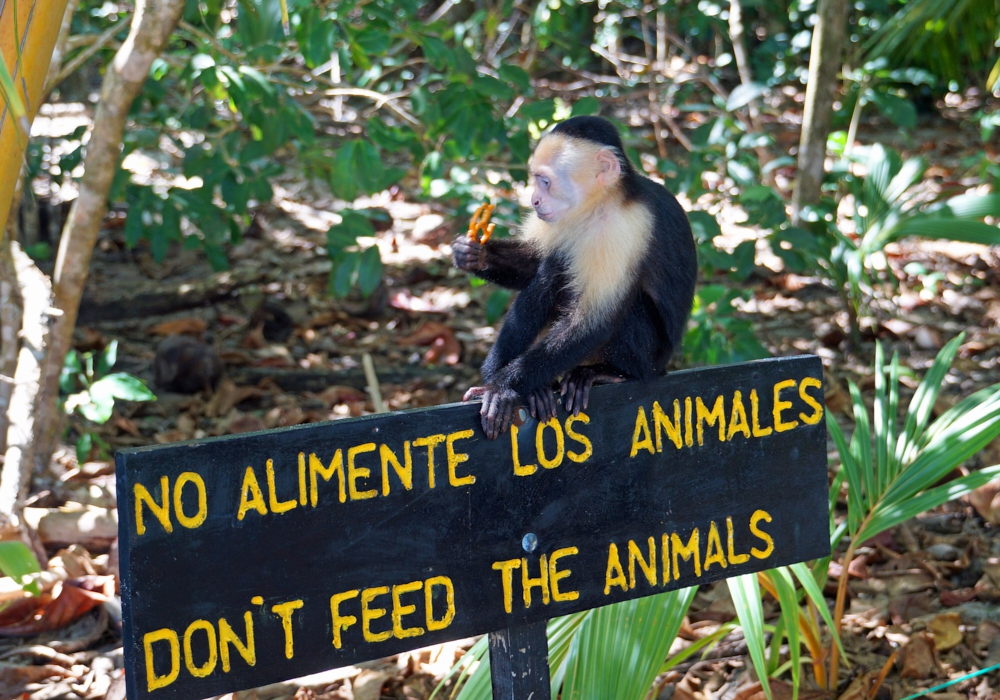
[50,17,132,92]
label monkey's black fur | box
[455,116,697,435]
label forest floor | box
[4,111,1000,700]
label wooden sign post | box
[116,356,830,700]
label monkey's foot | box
[479,386,520,440]
[560,367,627,415]
[465,386,528,439]
[527,387,557,421]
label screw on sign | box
[116,356,830,700]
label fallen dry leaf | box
[898,632,938,679]
[969,477,1000,525]
[835,670,878,700]
[0,577,112,636]
[930,612,963,650]
[318,385,366,405]
[424,331,461,365]
[149,318,208,336]
[940,587,977,606]
[398,322,452,346]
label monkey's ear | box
[596,149,621,186]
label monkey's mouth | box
[535,210,554,223]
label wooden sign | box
[116,356,830,700]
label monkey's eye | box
[538,176,551,190]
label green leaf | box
[357,246,383,297]
[726,82,767,111]
[76,432,94,466]
[472,75,514,101]
[0,541,41,596]
[895,219,1000,245]
[485,289,512,324]
[728,574,771,700]
[571,96,601,116]
[868,91,917,129]
[97,340,118,377]
[92,373,157,403]
[789,562,844,656]
[498,64,531,93]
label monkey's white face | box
[530,162,582,223]
[529,134,622,224]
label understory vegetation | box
[1,0,1000,698]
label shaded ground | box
[5,111,1000,700]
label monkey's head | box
[529,116,633,224]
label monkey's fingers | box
[463,386,486,402]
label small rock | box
[914,326,944,350]
[928,543,962,561]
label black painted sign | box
[116,356,830,700]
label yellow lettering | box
[135,477,172,535]
[521,555,550,608]
[750,389,773,437]
[237,467,268,520]
[348,443,378,500]
[271,600,304,659]
[630,406,654,457]
[696,395,726,446]
[380,442,413,496]
[672,529,701,580]
[684,397,694,447]
[446,430,476,486]
[727,516,750,565]
[413,434,446,488]
[330,590,359,649]
[653,400,682,451]
[219,612,255,672]
[172,472,207,530]
[183,619,217,678]
[493,559,521,613]
[310,451,346,506]
[298,453,307,506]
[391,581,425,639]
[799,377,824,425]
[144,628,180,691]
[549,547,579,602]
[628,537,657,589]
[661,533,671,584]
[361,586,391,643]
[266,459,297,514]
[704,521,727,571]
[536,419,565,469]
[604,542,628,594]
[510,424,537,476]
[750,510,775,559]
[773,379,799,432]
[565,413,593,462]
[728,391,751,440]
[425,576,456,631]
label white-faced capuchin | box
[453,116,697,439]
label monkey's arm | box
[453,237,541,290]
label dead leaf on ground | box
[930,612,963,650]
[424,332,461,365]
[205,378,268,418]
[0,576,112,636]
[969,478,1000,525]
[352,669,392,700]
[835,670,879,700]
[898,632,939,679]
[941,587,977,606]
[317,385,366,405]
[149,318,208,336]
[398,322,452,346]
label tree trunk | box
[0,240,53,540]
[0,0,71,232]
[791,0,849,223]
[0,179,26,453]
[33,0,187,467]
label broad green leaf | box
[726,82,768,111]
[92,373,156,406]
[485,289,512,324]
[498,64,531,93]
[894,219,1000,245]
[357,246,383,297]
[0,541,41,596]
[97,340,119,377]
[571,96,601,116]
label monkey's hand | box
[479,385,520,440]
[452,236,486,273]
[560,367,627,415]
[527,387,557,421]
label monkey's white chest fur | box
[522,199,653,324]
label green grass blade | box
[827,412,863,535]
[444,636,490,700]
[789,562,844,656]
[728,574,771,700]
[896,334,964,464]
[874,343,889,498]
[861,465,1000,542]
[848,380,874,513]
[770,568,801,700]
[887,352,901,480]
[661,623,738,674]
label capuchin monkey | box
[453,116,697,439]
